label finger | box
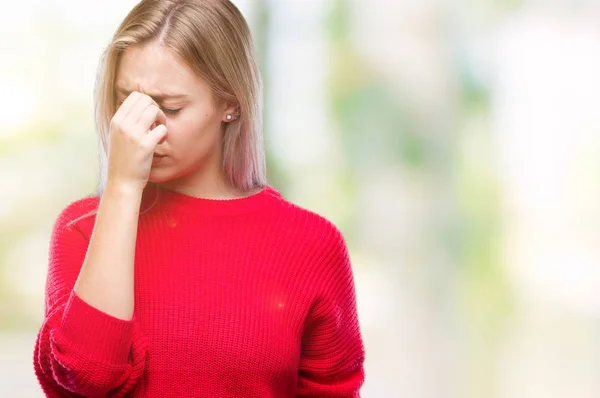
[143,124,168,147]
[118,91,144,120]
[128,92,155,122]
[138,105,167,132]
[138,104,161,131]
[155,106,167,127]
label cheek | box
[165,113,219,148]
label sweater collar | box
[141,183,283,217]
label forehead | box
[116,41,203,94]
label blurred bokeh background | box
[2,0,600,396]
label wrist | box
[104,180,145,198]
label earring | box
[226,114,233,121]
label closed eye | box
[162,107,182,115]
[118,100,181,115]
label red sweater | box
[33,184,365,397]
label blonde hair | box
[94,0,266,197]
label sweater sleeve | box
[296,227,365,397]
[33,201,148,397]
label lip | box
[152,155,166,165]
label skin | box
[73,40,259,320]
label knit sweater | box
[33,184,365,397]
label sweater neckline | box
[142,183,282,217]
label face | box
[114,40,236,186]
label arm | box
[296,228,366,397]
[33,187,148,397]
[74,183,141,320]
[34,92,166,396]
[34,91,167,396]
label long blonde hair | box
[94,0,266,196]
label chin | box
[149,164,196,185]
[149,156,209,186]
[148,168,177,184]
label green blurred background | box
[2,0,600,396]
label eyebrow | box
[116,86,189,100]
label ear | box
[222,103,240,123]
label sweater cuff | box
[59,291,135,365]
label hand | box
[106,91,168,191]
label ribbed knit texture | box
[33,184,365,397]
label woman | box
[33,0,365,396]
